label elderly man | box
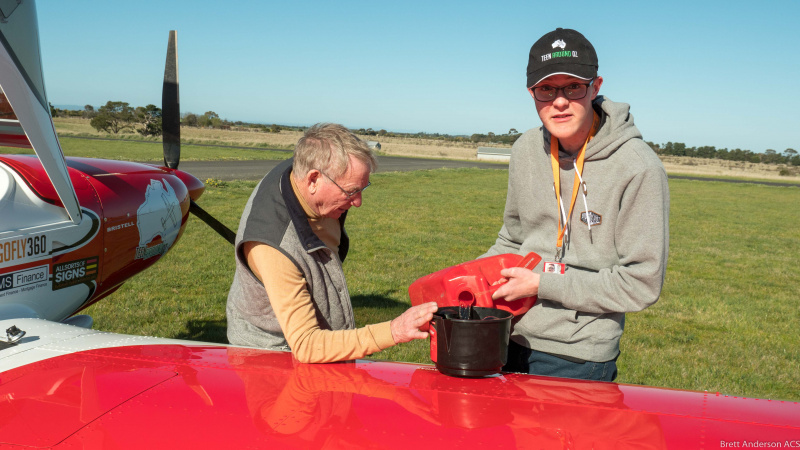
[227,123,437,363]
[485,28,670,380]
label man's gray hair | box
[292,123,377,179]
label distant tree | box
[182,112,198,127]
[695,145,716,159]
[727,148,754,162]
[90,101,134,134]
[135,104,162,137]
[787,149,800,166]
[49,102,58,118]
[196,111,220,128]
[82,104,96,119]
[508,128,518,135]
[762,149,780,164]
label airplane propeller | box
[161,30,236,245]
[162,30,180,170]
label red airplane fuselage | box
[0,154,204,320]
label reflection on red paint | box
[0,345,798,449]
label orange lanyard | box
[549,113,599,262]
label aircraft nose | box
[170,169,206,201]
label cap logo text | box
[541,51,578,62]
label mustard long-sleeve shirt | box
[243,176,395,363]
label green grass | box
[625,179,800,399]
[669,173,800,186]
[82,170,800,402]
[9,136,291,161]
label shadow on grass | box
[350,293,409,312]
[176,319,228,344]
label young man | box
[485,28,669,380]
[227,123,437,363]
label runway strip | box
[177,156,507,181]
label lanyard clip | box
[554,247,563,263]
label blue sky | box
[38,1,800,153]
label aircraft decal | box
[50,208,101,256]
[106,221,135,233]
[0,234,48,265]
[0,263,48,298]
[135,178,181,260]
[52,257,98,291]
[0,210,98,268]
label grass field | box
[80,169,800,402]
[10,136,291,162]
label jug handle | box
[517,252,542,270]
[428,319,438,363]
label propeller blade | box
[160,31,234,245]
[162,30,180,169]
[189,200,236,245]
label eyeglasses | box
[528,79,594,102]
[319,171,370,199]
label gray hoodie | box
[484,96,669,362]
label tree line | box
[353,128,523,145]
[50,101,292,136]
[647,141,799,167]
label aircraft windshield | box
[0,0,48,111]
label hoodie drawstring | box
[573,158,592,244]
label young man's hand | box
[492,268,540,301]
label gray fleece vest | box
[226,158,355,350]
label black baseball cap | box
[526,28,598,88]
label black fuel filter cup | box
[430,306,513,378]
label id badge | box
[543,262,565,274]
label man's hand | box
[491,268,540,301]
[390,302,439,344]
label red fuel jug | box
[408,252,541,316]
